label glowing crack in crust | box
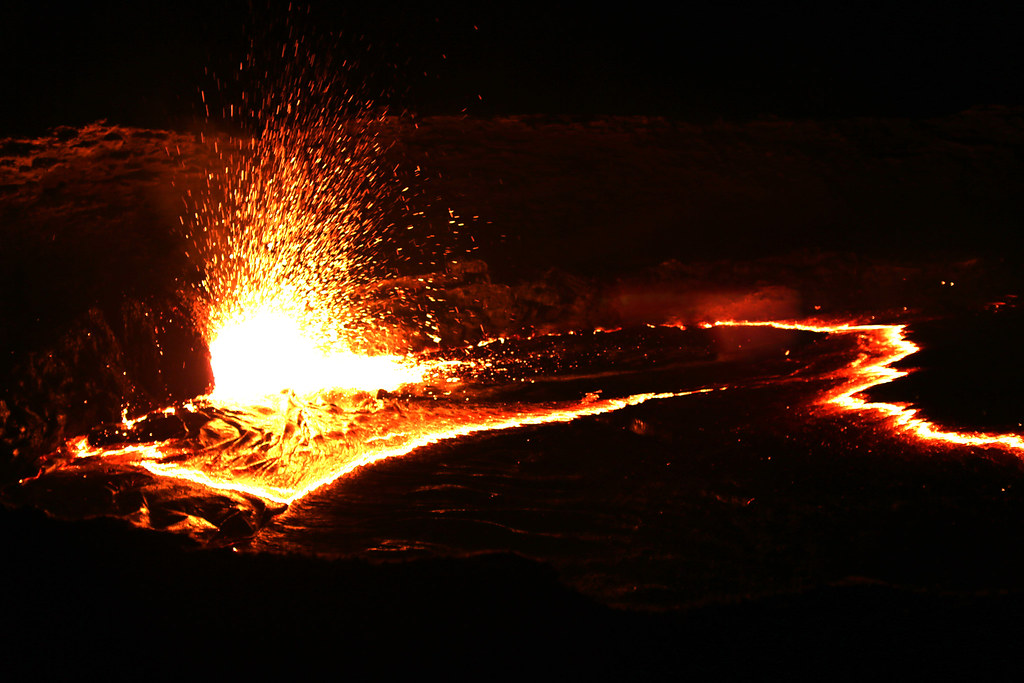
[712,320,1024,451]
[92,389,710,506]
[70,380,716,505]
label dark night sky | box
[1,1,1022,134]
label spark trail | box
[185,21,424,400]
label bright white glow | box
[208,310,425,401]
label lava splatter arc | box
[185,25,418,402]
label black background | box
[1,1,1022,134]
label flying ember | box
[180,24,429,404]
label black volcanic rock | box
[1,502,1022,678]
[0,308,131,475]
[0,301,211,482]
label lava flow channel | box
[71,386,715,506]
[68,318,1024,509]
[712,319,1024,452]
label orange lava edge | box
[70,319,1024,509]
[714,319,1024,452]
[146,389,714,505]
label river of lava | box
[70,366,704,506]
[63,317,1024,513]
[710,319,1024,452]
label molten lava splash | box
[184,23,430,377]
[155,42,737,508]
[189,115,397,357]
[208,309,425,401]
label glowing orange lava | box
[67,382,717,505]
[712,320,1024,453]
[66,317,1024,512]
[134,388,713,505]
[208,308,426,401]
